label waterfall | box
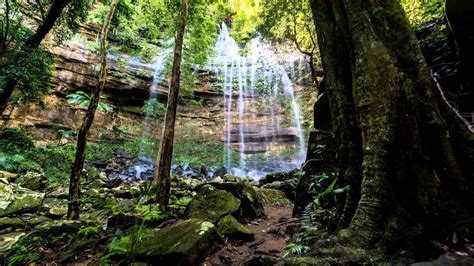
[210,23,307,179]
[132,48,171,179]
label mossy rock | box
[0,178,44,217]
[186,185,241,223]
[25,215,52,227]
[255,188,291,206]
[121,219,222,265]
[207,182,265,221]
[0,217,24,230]
[259,169,299,184]
[15,171,48,191]
[42,198,68,219]
[261,179,297,201]
[217,215,254,240]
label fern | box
[283,243,311,257]
[66,91,113,113]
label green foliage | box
[313,177,349,207]
[0,0,93,107]
[401,0,446,46]
[141,98,166,118]
[78,225,103,238]
[0,47,53,104]
[0,128,34,153]
[209,0,262,43]
[66,91,113,113]
[283,242,311,258]
[170,197,192,208]
[259,0,317,56]
[135,204,163,221]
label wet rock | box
[119,219,222,265]
[15,171,48,191]
[207,183,265,221]
[254,188,291,206]
[213,167,227,178]
[0,179,44,218]
[186,185,241,223]
[217,215,254,241]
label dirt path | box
[205,205,294,265]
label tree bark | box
[154,0,189,212]
[67,0,118,220]
[0,0,71,114]
[310,0,474,258]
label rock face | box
[185,185,241,223]
[126,219,222,265]
[0,179,44,218]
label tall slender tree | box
[67,0,119,220]
[308,0,474,259]
[0,0,71,114]
[154,0,189,212]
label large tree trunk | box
[154,0,189,212]
[0,0,71,114]
[67,0,118,220]
[309,0,474,258]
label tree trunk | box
[309,0,474,258]
[154,0,189,212]
[0,0,71,114]
[67,0,118,220]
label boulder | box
[259,169,299,184]
[0,179,44,218]
[261,179,298,201]
[207,183,265,221]
[186,185,240,223]
[124,219,222,265]
[217,215,254,240]
[15,171,48,191]
[212,166,227,178]
[0,217,24,230]
[254,188,291,206]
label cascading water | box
[131,48,171,179]
[210,23,307,179]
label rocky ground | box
[206,205,295,265]
[0,148,298,265]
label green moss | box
[216,215,254,240]
[254,188,291,205]
[114,219,221,264]
[186,185,240,223]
